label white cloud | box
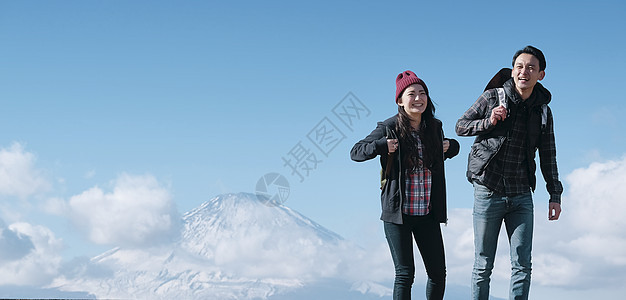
[0,220,63,286]
[531,253,582,287]
[41,197,68,216]
[0,219,34,262]
[443,209,475,285]
[67,173,180,247]
[566,157,626,236]
[50,193,395,299]
[546,156,626,287]
[0,143,49,198]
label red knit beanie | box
[395,70,429,102]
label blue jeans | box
[384,214,446,300]
[471,182,533,300]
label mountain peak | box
[180,193,343,261]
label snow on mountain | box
[181,192,345,272]
[50,193,391,299]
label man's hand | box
[549,202,561,221]
[490,105,508,125]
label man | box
[455,45,563,300]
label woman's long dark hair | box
[396,94,441,171]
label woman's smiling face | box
[397,83,428,119]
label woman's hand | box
[443,140,450,153]
[387,139,398,154]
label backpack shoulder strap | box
[384,126,397,177]
[496,87,507,108]
[541,104,548,129]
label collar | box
[503,78,550,107]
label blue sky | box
[1,0,626,299]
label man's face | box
[512,53,545,93]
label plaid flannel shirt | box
[403,133,432,215]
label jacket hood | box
[503,78,552,107]
[382,115,398,127]
[533,82,552,105]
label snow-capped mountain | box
[181,192,345,265]
[51,193,391,299]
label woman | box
[351,70,459,300]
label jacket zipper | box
[393,128,403,211]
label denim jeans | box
[384,214,446,300]
[471,182,533,300]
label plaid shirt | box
[484,93,532,196]
[456,83,563,203]
[403,133,432,215]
